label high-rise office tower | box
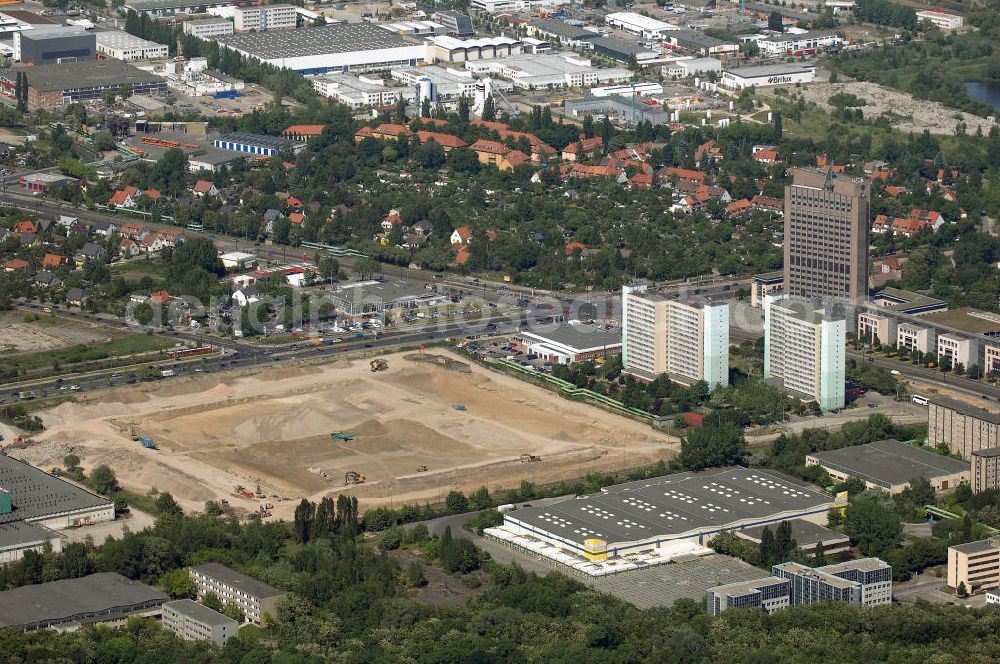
[784,168,870,303]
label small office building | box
[513,323,622,365]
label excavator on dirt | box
[520,454,542,463]
[344,470,366,484]
[370,358,388,372]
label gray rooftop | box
[736,518,848,548]
[973,447,1000,459]
[13,60,164,92]
[508,467,833,548]
[950,538,1000,555]
[724,63,816,78]
[164,598,238,626]
[519,323,622,352]
[708,575,788,597]
[125,0,230,10]
[929,395,1000,425]
[215,23,413,59]
[590,36,658,59]
[0,521,58,549]
[0,455,112,525]
[531,18,597,41]
[189,562,285,599]
[214,132,303,151]
[671,30,734,48]
[18,25,91,41]
[773,561,858,589]
[592,554,770,608]
[0,573,168,629]
[808,439,969,489]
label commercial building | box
[162,599,239,645]
[972,448,1000,494]
[312,73,414,107]
[928,395,1000,459]
[0,573,168,631]
[528,19,599,48]
[124,0,236,18]
[666,30,738,56]
[498,467,836,566]
[377,20,447,37]
[183,17,234,38]
[233,4,296,32]
[432,9,474,37]
[764,295,845,412]
[469,0,569,13]
[19,172,77,194]
[784,168,870,303]
[428,35,523,63]
[937,333,972,368]
[393,65,478,99]
[95,31,169,61]
[3,59,166,109]
[871,287,947,316]
[857,311,893,346]
[707,576,790,615]
[621,284,729,389]
[327,280,448,316]
[605,12,678,39]
[735,519,850,557]
[751,272,783,308]
[589,36,659,63]
[720,63,816,89]
[948,537,1000,594]
[189,563,286,624]
[755,30,843,57]
[0,10,57,41]
[513,323,622,365]
[985,344,1000,376]
[916,9,964,30]
[897,321,932,354]
[13,26,95,65]
[214,23,426,75]
[220,251,256,270]
[465,53,631,89]
[664,56,722,77]
[772,558,892,607]
[0,455,114,564]
[564,95,671,125]
[212,131,305,157]
[805,438,970,494]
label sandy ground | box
[796,81,995,136]
[0,313,119,354]
[10,352,677,519]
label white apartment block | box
[916,10,964,29]
[188,563,286,625]
[764,295,845,412]
[233,4,296,32]
[937,333,973,368]
[897,322,932,355]
[183,18,234,38]
[621,284,729,390]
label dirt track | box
[13,352,677,519]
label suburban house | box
[450,226,473,245]
[193,180,219,197]
[108,186,140,209]
[232,286,261,307]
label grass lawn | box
[2,333,175,373]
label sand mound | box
[203,383,234,397]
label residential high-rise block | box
[764,294,845,411]
[621,284,729,390]
[784,168,870,303]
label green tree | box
[679,423,747,471]
[160,568,196,599]
[90,464,119,495]
[768,10,784,32]
[293,499,315,543]
[445,490,469,513]
[63,455,80,471]
[843,495,903,557]
[155,492,184,518]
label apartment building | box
[948,537,1000,594]
[183,18,234,38]
[751,272,783,308]
[972,448,1000,494]
[897,322,932,354]
[709,558,892,614]
[162,599,239,645]
[233,4,296,32]
[773,558,892,606]
[188,563,286,625]
[621,284,729,390]
[784,168,870,303]
[928,395,1000,459]
[764,295,845,411]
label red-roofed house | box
[119,223,145,239]
[471,119,509,132]
[108,186,139,209]
[883,185,907,197]
[499,149,530,171]
[454,245,471,266]
[568,164,619,179]
[150,290,170,305]
[370,123,413,141]
[469,139,510,167]
[561,136,603,162]
[415,130,467,152]
[663,167,706,184]
[726,199,752,217]
[119,238,140,258]
[282,125,327,141]
[629,172,653,189]
[565,241,586,256]
[289,212,305,225]
[143,188,162,201]
[42,253,67,268]
[3,258,29,271]
[193,180,218,197]
[13,220,36,234]
[381,209,402,231]
[754,149,779,164]
[451,226,473,245]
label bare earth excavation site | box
[13,352,676,519]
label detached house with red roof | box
[108,186,139,209]
[282,125,327,142]
[561,136,603,162]
[451,226,473,245]
[469,139,511,167]
[415,131,467,153]
[192,180,219,197]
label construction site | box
[9,351,677,520]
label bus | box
[912,395,929,406]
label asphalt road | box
[848,349,1000,403]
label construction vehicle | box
[344,470,366,485]
[138,437,156,449]
[50,467,61,477]
[370,358,388,372]
[330,432,355,442]
[255,484,265,498]
[416,465,428,473]
[520,454,542,463]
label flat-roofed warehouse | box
[805,438,970,494]
[2,60,166,109]
[513,323,622,365]
[212,23,427,75]
[501,467,836,561]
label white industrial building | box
[605,12,679,39]
[513,322,622,365]
[916,9,964,29]
[754,30,843,57]
[663,56,721,77]
[427,34,524,63]
[469,0,569,13]
[182,17,233,38]
[233,4,296,32]
[95,30,168,61]
[465,54,631,89]
[393,65,480,98]
[377,20,447,37]
[213,23,426,75]
[764,294,845,411]
[591,81,663,97]
[155,56,244,97]
[312,73,416,107]
[720,63,816,89]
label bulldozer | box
[370,358,388,372]
[520,454,542,463]
[344,470,366,485]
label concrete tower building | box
[784,168,870,303]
